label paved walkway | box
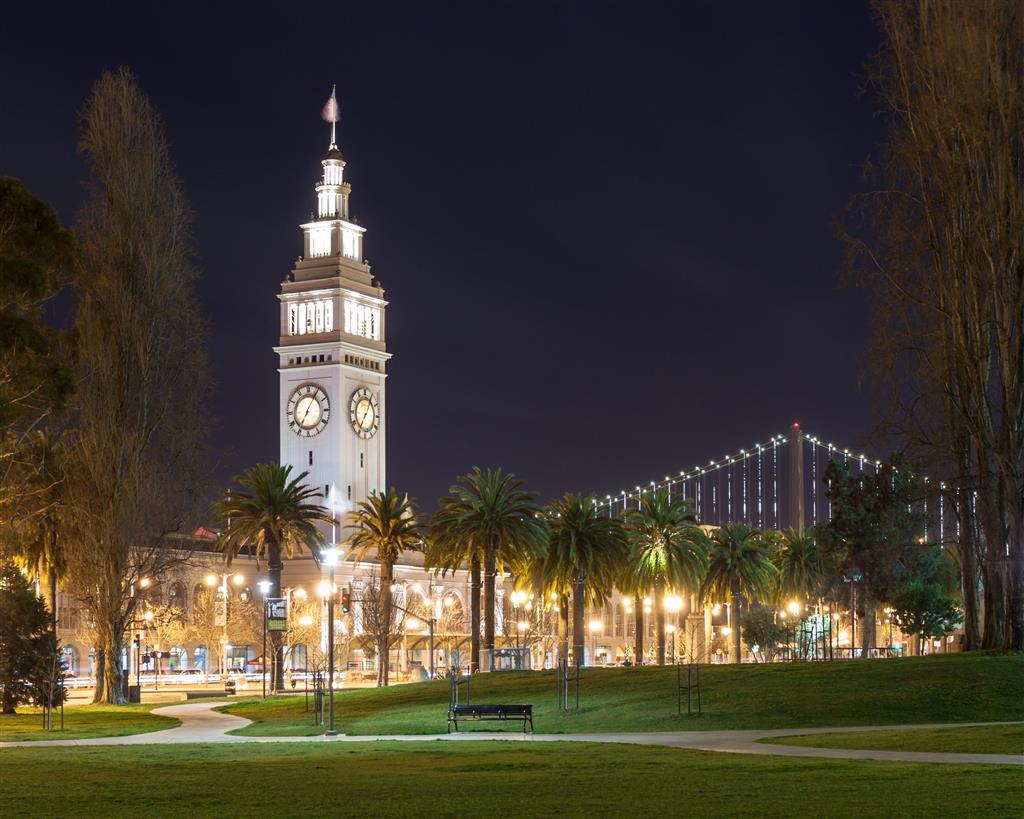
[2,702,1020,765]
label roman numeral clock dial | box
[286,383,330,436]
[349,387,379,439]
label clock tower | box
[274,93,389,559]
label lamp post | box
[206,571,245,676]
[257,579,272,700]
[787,600,801,660]
[322,547,340,737]
[125,609,154,698]
[664,594,683,663]
[589,619,603,666]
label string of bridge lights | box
[593,429,886,512]
[590,427,964,547]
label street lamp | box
[206,572,244,676]
[589,619,603,666]
[321,547,341,737]
[664,595,683,664]
[257,579,272,700]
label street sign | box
[267,598,288,632]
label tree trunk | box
[380,560,393,686]
[656,582,666,665]
[483,544,496,670]
[268,541,284,692]
[730,580,741,664]
[634,594,644,665]
[48,571,59,633]
[557,593,569,665]
[469,559,481,673]
[959,504,982,650]
[93,648,106,703]
[96,629,126,704]
[572,576,586,666]
[1008,513,1024,651]
[981,551,1006,649]
[860,588,876,658]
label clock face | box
[286,384,330,436]
[349,387,380,439]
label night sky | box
[2,2,884,512]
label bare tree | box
[358,575,398,687]
[63,68,213,702]
[845,1,1024,649]
[187,588,261,674]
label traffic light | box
[340,587,351,614]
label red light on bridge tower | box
[790,420,801,430]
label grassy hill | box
[221,652,1023,737]
[0,703,178,742]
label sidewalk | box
[2,701,1020,766]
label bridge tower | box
[788,422,805,532]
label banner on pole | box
[267,598,288,632]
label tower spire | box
[321,84,340,148]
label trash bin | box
[127,685,141,704]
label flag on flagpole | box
[322,84,340,123]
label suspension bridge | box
[595,422,955,543]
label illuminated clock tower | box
[274,92,388,563]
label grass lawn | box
[221,652,1024,737]
[763,723,1024,755]
[0,703,178,743]
[1,741,1020,817]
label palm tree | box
[701,523,778,664]
[533,494,628,666]
[214,463,335,691]
[774,528,828,605]
[426,510,484,673]
[428,468,546,672]
[624,489,709,665]
[616,569,647,667]
[345,489,424,686]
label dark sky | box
[2,2,884,511]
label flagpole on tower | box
[322,84,340,148]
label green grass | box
[221,653,1024,737]
[0,741,1020,817]
[763,724,1024,755]
[0,703,179,743]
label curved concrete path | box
[2,701,1020,766]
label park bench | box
[447,703,533,734]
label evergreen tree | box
[0,178,75,531]
[0,559,60,714]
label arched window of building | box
[168,581,188,609]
